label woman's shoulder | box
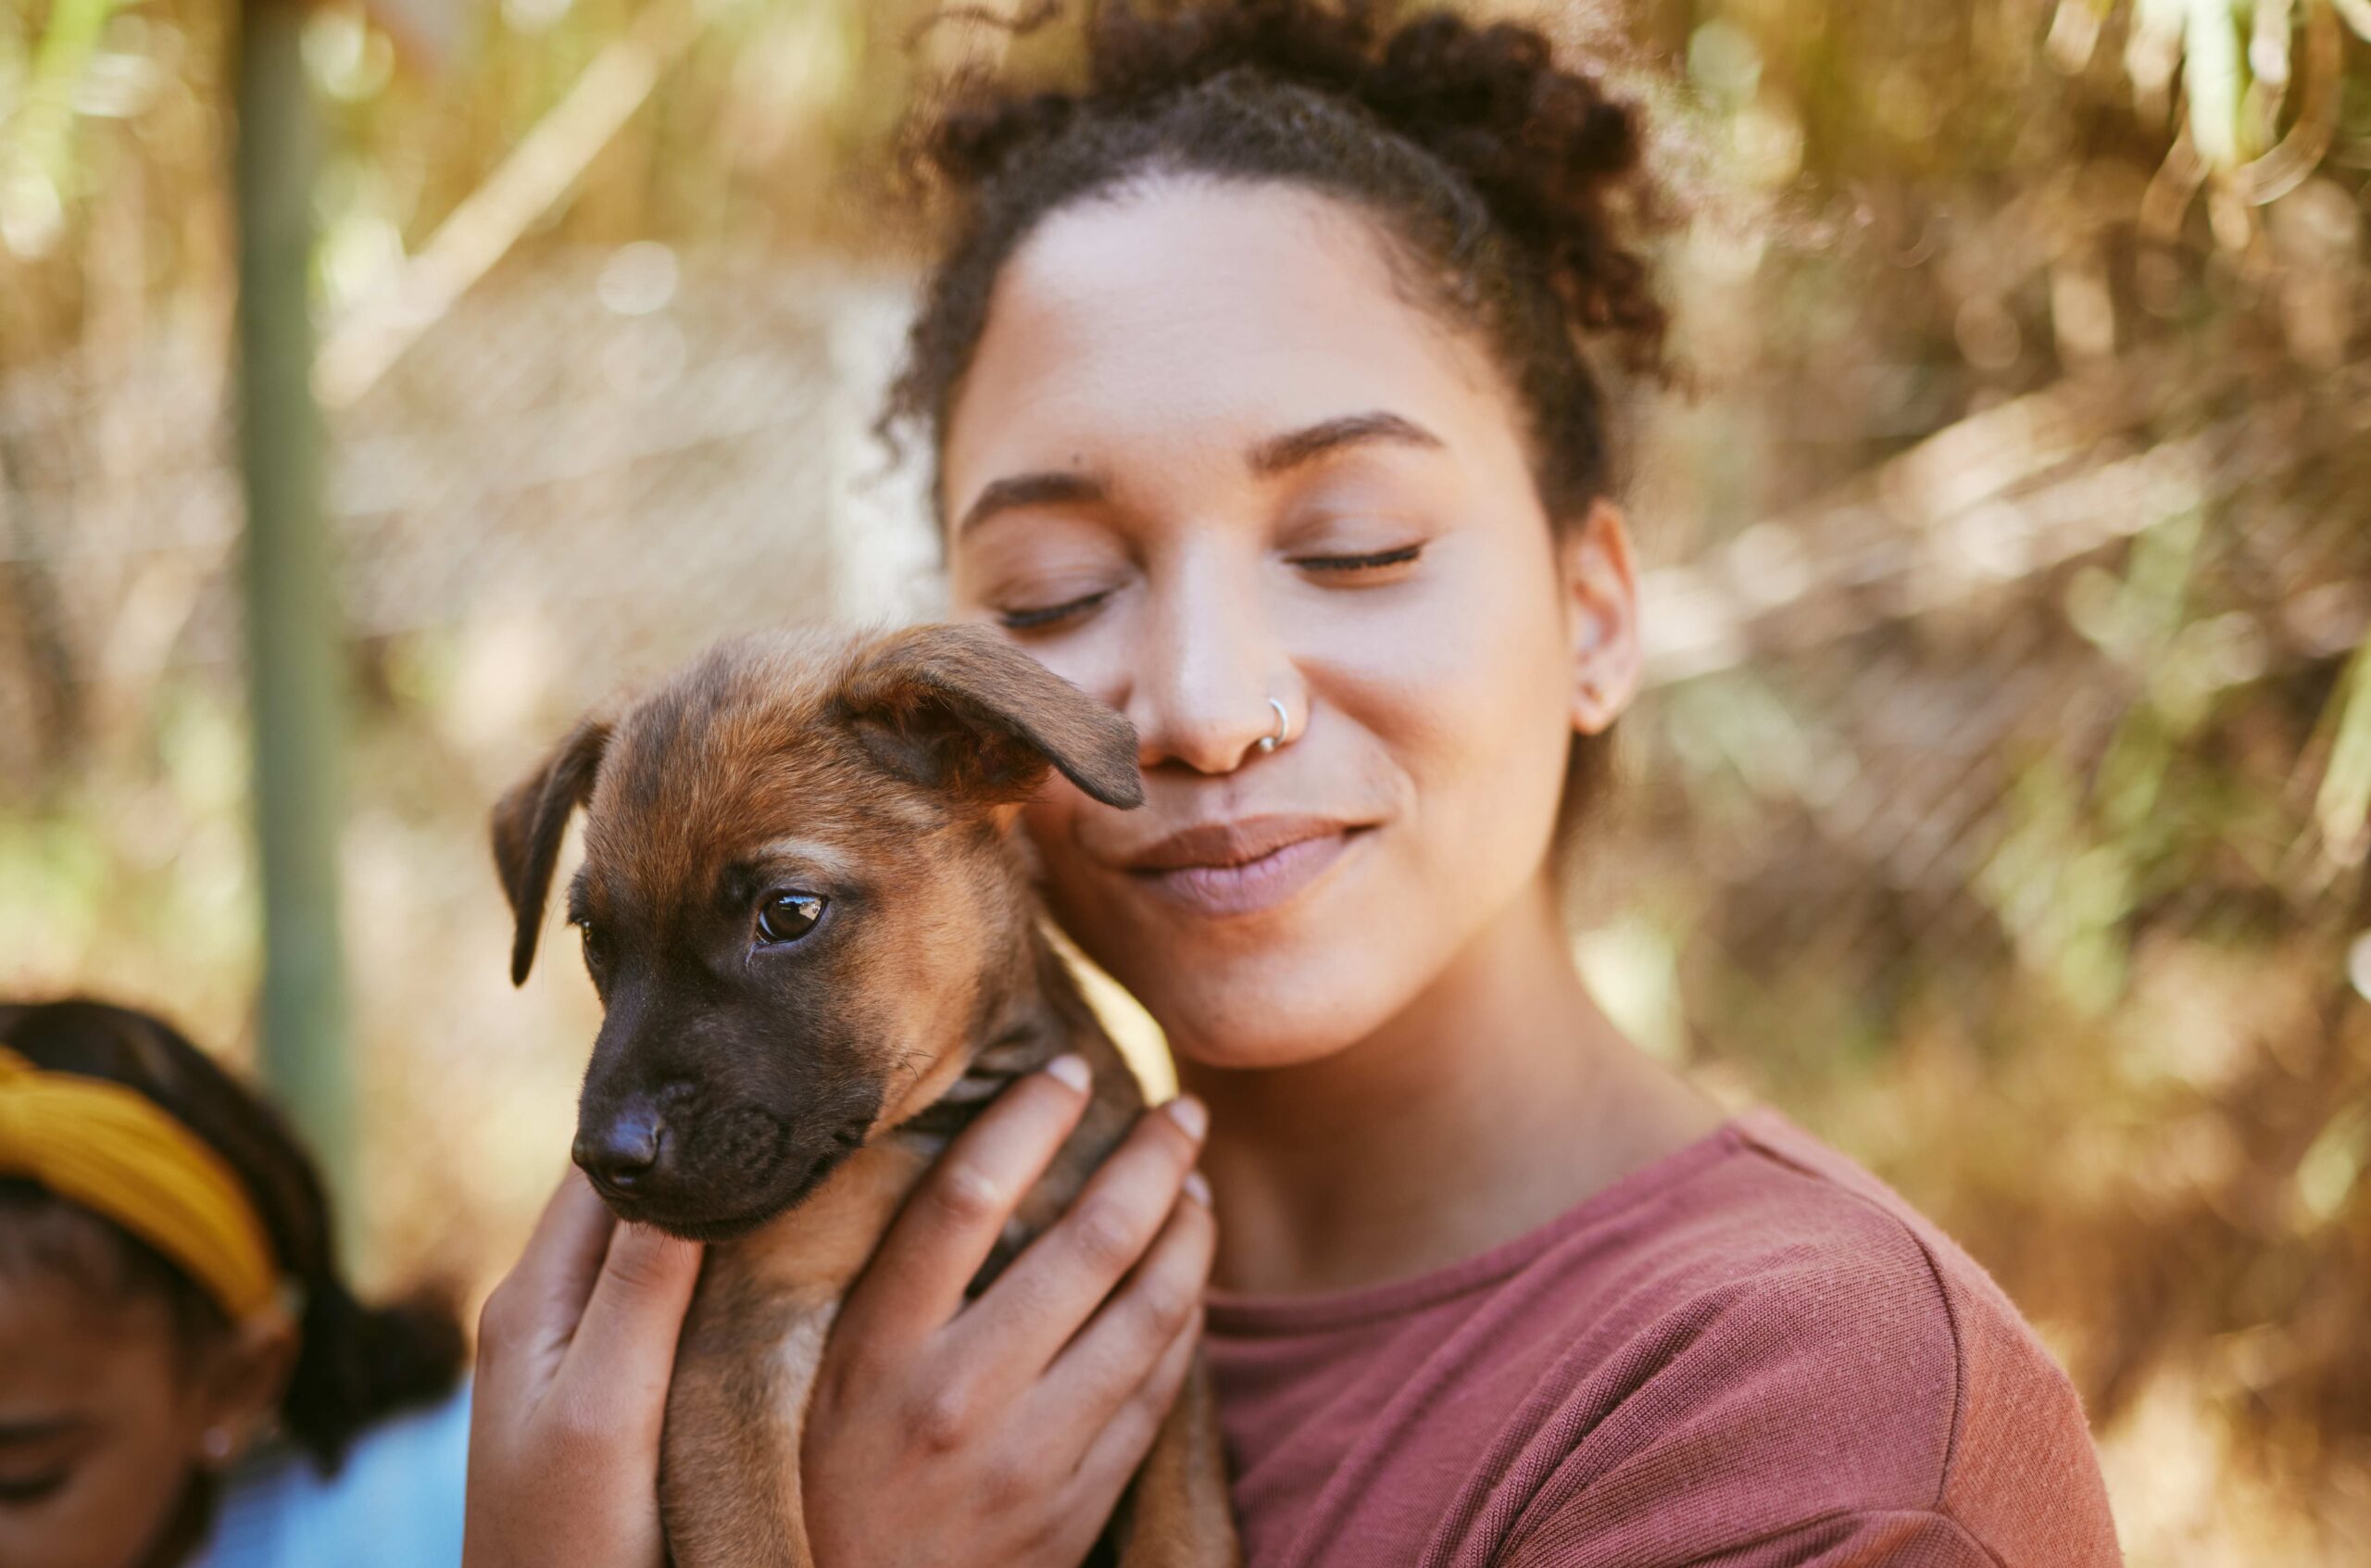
[1680,1109,2081,1432]
[1666,1107,2038,1337]
[196,1379,471,1568]
[1499,1108,2117,1563]
[1708,1110,2118,1556]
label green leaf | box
[2315,637,2371,863]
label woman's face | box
[943,179,1638,1068]
[0,1227,290,1568]
[0,1273,206,1568]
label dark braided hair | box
[882,0,1667,531]
[0,997,465,1475]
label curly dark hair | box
[0,998,465,1475]
[882,0,1667,529]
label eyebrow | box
[566,870,591,924]
[953,411,1446,540]
[719,840,859,909]
[1248,410,1445,476]
[747,838,858,881]
[954,470,1109,539]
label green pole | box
[231,0,356,1224]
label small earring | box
[199,1427,235,1467]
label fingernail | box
[1182,1170,1211,1207]
[1165,1094,1208,1141]
[1044,1053,1092,1093]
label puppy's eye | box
[757,892,827,945]
[572,917,611,972]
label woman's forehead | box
[0,1269,179,1411]
[942,177,1506,495]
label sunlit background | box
[2,0,2368,1559]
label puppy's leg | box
[659,1143,937,1567]
[660,1286,832,1568]
[1111,1354,1242,1568]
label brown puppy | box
[491,623,1237,1568]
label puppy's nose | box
[574,1108,663,1191]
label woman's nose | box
[1125,558,1296,774]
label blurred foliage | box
[2,1,2369,1562]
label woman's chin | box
[1164,1018,1365,1073]
[1136,953,1412,1073]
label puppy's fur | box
[493,624,1237,1568]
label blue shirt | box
[194,1383,470,1568]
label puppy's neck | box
[893,926,1108,1149]
[721,916,1136,1305]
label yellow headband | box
[0,1046,281,1323]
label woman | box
[465,3,2122,1563]
[0,997,470,1568]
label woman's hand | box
[803,1055,1216,1568]
[463,1170,705,1568]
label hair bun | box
[919,0,1664,368]
[1361,9,1661,353]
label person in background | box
[0,997,470,1568]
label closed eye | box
[1291,544,1423,572]
[0,1469,69,1503]
[999,587,1116,632]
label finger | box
[1065,1304,1202,1504]
[484,1170,620,1374]
[840,1055,1095,1342]
[1035,1186,1213,1422]
[960,1095,1207,1371]
[558,1219,705,1432]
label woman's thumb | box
[568,1221,703,1401]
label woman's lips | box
[1123,816,1367,918]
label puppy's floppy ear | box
[490,715,611,985]
[838,624,1143,810]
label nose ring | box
[1256,696,1290,754]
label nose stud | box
[1256,696,1290,754]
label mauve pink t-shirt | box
[1202,1108,2120,1568]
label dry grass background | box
[3,1,2369,1560]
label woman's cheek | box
[1344,549,1568,774]
[1006,600,1138,714]
[1019,785,1086,892]
[1021,787,1131,962]
[5,1450,188,1568]
[1379,559,1575,891]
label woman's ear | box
[191,1313,299,1470]
[1559,499,1642,735]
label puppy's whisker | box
[884,1044,935,1094]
